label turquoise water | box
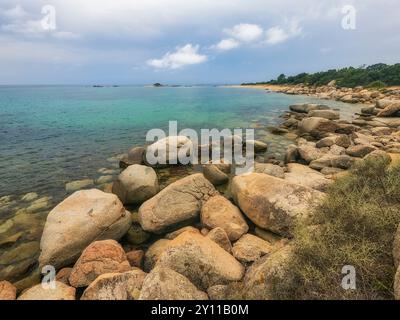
[0,85,361,200]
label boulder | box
[284,163,332,191]
[202,165,229,186]
[372,117,400,128]
[377,102,400,117]
[144,136,193,167]
[284,145,299,163]
[246,140,268,152]
[0,281,16,300]
[254,163,285,179]
[18,282,76,300]
[376,99,395,109]
[206,227,232,253]
[138,174,218,234]
[81,269,146,300]
[69,240,131,288]
[289,104,329,114]
[156,231,245,290]
[65,179,94,193]
[309,154,356,171]
[232,234,273,263]
[126,250,144,268]
[112,165,159,205]
[230,173,324,236]
[364,150,392,164]
[56,268,73,285]
[201,195,248,241]
[308,109,340,120]
[39,189,131,269]
[165,226,200,240]
[139,266,208,300]
[120,147,145,168]
[371,127,392,136]
[299,117,339,138]
[346,145,376,158]
[298,142,327,163]
[143,239,172,272]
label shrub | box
[270,157,400,300]
[366,80,387,89]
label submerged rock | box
[203,165,229,186]
[39,189,131,269]
[65,179,94,193]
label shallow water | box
[0,85,362,285]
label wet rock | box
[81,269,146,300]
[18,282,76,300]
[138,174,218,234]
[139,266,208,300]
[203,165,229,186]
[201,195,248,241]
[156,231,244,290]
[120,147,145,168]
[39,189,131,269]
[95,175,114,185]
[230,173,324,236]
[232,234,273,263]
[246,140,268,152]
[69,240,131,288]
[26,196,51,213]
[65,179,94,193]
[21,192,38,202]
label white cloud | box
[147,44,207,69]
[214,38,240,51]
[265,19,302,45]
[224,23,263,43]
[0,5,27,19]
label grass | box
[270,157,400,300]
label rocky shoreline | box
[1,90,400,300]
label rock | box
[112,165,159,205]
[124,223,151,245]
[361,106,377,115]
[139,266,208,300]
[395,267,400,300]
[120,147,146,168]
[241,246,293,299]
[201,195,248,241]
[21,192,38,202]
[346,145,376,158]
[69,240,131,288]
[309,154,355,170]
[95,175,114,185]
[376,99,395,109]
[126,250,144,268]
[39,189,131,269]
[144,239,172,272]
[26,196,51,213]
[371,127,392,136]
[320,167,345,175]
[284,145,299,163]
[299,117,339,138]
[364,150,392,163]
[165,226,200,239]
[230,173,324,236]
[0,281,17,300]
[298,142,327,163]
[254,163,285,178]
[203,165,229,186]
[334,135,352,148]
[289,104,329,114]
[394,224,400,269]
[18,282,76,300]
[284,163,332,191]
[144,136,193,167]
[377,102,400,117]
[206,227,232,253]
[246,140,268,152]
[316,137,335,148]
[232,234,273,263]
[81,269,146,300]
[372,117,400,128]
[65,179,94,193]
[138,174,218,234]
[308,109,340,120]
[156,231,244,290]
[268,126,289,135]
[207,285,230,300]
[56,268,73,285]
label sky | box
[0,0,399,85]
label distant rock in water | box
[153,83,163,87]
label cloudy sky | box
[0,0,399,85]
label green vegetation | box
[243,63,400,88]
[270,157,400,300]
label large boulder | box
[376,102,400,117]
[299,117,339,138]
[346,145,376,158]
[201,195,248,241]
[284,163,332,191]
[144,136,193,167]
[112,165,159,205]
[254,163,285,178]
[298,142,327,163]
[156,231,245,290]
[372,117,400,128]
[120,147,145,168]
[308,109,340,120]
[39,189,131,269]
[202,165,229,186]
[309,154,356,171]
[232,234,273,263]
[139,266,208,300]
[289,104,329,114]
[143,239,172,272]
[81,269,146,300]
[0,281,16,300]
[18,282,76,300]
[69,240,131,288]
[230,173,324,236]
[138,174,218,234]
